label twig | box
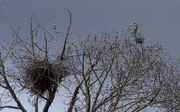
[52,17,59,56]
[0,106,20,110]
[0,52,27,112]
[60,9,72,61]
[11,27,33,56]
[3,41,16,61]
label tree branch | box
[0,106,20,110]
[0,52,27,112]
[60,9,72,60]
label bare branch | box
[11,27,33,56]
[60,9,72,60]
[35,96,39,112]
[0,105,20,110]
[0,52,27,112]
[3,41,16,61]
[52,17,59,56]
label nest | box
[24,59,68,95]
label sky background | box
[1,0,180,111]
[1,0,180,57]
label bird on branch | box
[128,22,144,44]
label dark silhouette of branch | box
[35,96,39,112]
[43,85,57,112]
[0,106,20,110]
[43,10,72,112]
[60,9,72,60]
[0,52,27,112]
[68,83,82,112]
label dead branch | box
[60,9,72,60]
[0,52,27,112]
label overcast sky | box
[1,0,180,111]
[0,0,180,57]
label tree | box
[65,31,180,112]
[0,12,180,112]
[0,10,72,112]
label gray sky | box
[1,0,180,57]
[1,0,180,111]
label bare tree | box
[0,10,72,112]
[65,31,180,112]
[0,10,180,112]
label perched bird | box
[128,22,138,34]
[128,22,144,44]
[134,36,144,44]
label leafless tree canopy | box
[0,12,180,112]
[0,10,72,112]
[65,32,180,112]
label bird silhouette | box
[128,22,144,44]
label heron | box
[128,22,144,44]
[128,22,138,34]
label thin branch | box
[52,17,59,56]
[43,84,57,112]
[30,16,35,58]
[82,52,91,112]
[44,36,48,60]
[11,27,33,56]
[0,106,20,110]
[60,9,72,60]
[68,80,83,112]
[92,56,116,112]
[33,16,54,39]
[3,41,16,61]
[35,96,39,112]
[0,52,27,112]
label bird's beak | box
[128,24,134,26]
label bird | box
[128,22,138,34]
[128,22,144,44]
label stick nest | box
[24,59,68,95]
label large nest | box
[24,59,68,95]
